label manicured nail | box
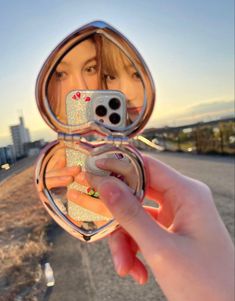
[138,275,145,285]
[95,159,106,167]
[113,255,121,275]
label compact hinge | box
[58,132,129,145]
[106,135,129,146]
[58,133,82,141]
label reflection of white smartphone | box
[65,90,127,222]
[66,90,127,128]
[66,89,127,180]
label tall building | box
[10,116,31,158]
[0,145,16,166]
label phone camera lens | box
[95,105,107,117]
[109,113,121,124]
[109,98,121,110]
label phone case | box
[66,90,126,127]
[65,90,126,222]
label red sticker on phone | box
[72,92,81,100]
[85,96,91,102]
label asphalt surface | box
[0,156,37,185]
[43,151,234,301]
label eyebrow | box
[125,63,139,71]
[58,61,68,67]
[83,57,97,66]
[59,56,97,67]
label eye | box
[55,70,67,80]
[104,74,116,81]
[84,65,97,75]
[132,71,141,80]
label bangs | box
[101,38,134,76]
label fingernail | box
[113,255,121,275]
[95,159,106,167]
[138,275,145,285]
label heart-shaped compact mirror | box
[35,21,155,242]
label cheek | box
[134,83,144,106]
[107,83,114,90]
[54,82,68,122]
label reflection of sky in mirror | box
[0,0,234,145]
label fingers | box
[96,158,132,178]
[108,207,160,268]
[47,148,66,170]
[47,166,81,178]
[90,176,170,260]
[67,189,112,218]
[46,175,74,189]
[108,231,135,276]
[74,171,90,187]
[109,230,148,284]
[96,158,136,187]
[128,258,148,285]
[109,219,155,285]
[46,166,81,189]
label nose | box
[71,72,88,90]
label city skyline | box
[0,99,233,148]
[0,1,234,146]
[0,114,55,147]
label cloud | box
[149,98,234,127]
[185,99,234,116]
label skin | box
[89,155,234,301]
[104,63,144,122]
[45,147,79,190]
[101,37,153,123]
[48,39,99,122]
[45,148,112,218]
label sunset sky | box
[0,0,234,146]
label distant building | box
[0,145,16,166]
[10,116,31,158]
[24,139,46,157]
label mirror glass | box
[46,34,151,129]
[43,143,140,234]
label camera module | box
[109,98,121,110]
[109,113,121,124]
[95,105,107,117]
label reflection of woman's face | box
[104,63,144,121]
[48,39,99,122]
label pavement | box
[0,156,37,185]
[42,151,234,301]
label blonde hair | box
[47,36,102,123]
[101,36,146,88]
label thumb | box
[97,177,169,258]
